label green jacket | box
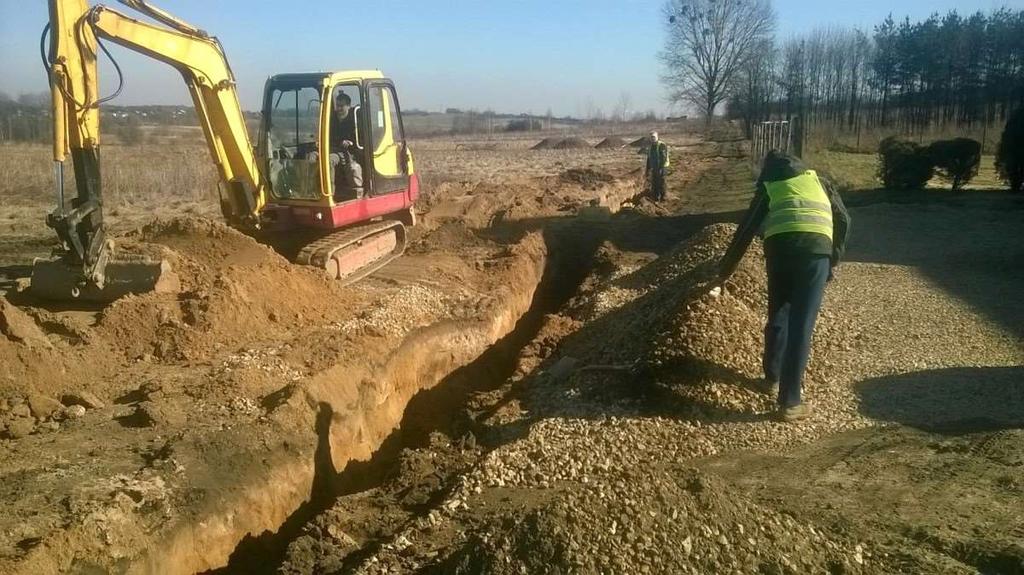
[646,141,670,173]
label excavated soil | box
[530,138,561,150]
[558,168,615,190]
[0,132,666,573]
[552,137,592,150]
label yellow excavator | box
[36,0,419,301]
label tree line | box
[662,1,1024,138]
[735,8,1024,135]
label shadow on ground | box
[843,189,1024,339]
[856,365,1024,433]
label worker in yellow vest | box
[717,150,851,422]
[645,131,670,201]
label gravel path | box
[295,144,1024,574]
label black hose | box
[88,19,125,106]
[39,17,126,111]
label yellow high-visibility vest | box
[764,170,833,240]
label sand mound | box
[552,137,591,150]
[531,137,561,150]
[594,136,627,149]
[1,296,51,349]
[123,217,284,289]
[0,296,107,398]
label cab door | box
[363,80,410,196]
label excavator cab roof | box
[266,70,386,87]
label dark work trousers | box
[650,171,666,201]
[763,253,830,407]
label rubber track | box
[295,220,406,285]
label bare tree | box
[612,92,633,122]
[660,0,775,124]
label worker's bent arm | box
[717,185,769,281]
[823,178,851,267]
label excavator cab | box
[257,72,417,231]
[257,72,418,281]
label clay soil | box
[2,128,1023,574]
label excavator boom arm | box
[87,4,267,223]
[48,0,266,238]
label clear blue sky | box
[1,0,1018,116]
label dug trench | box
[0,136,661,574]
[210,218,609,574]
[246,145,768,574]
[248,139,1023,574]
[0,217,553,575]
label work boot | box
[779,403,812,423]
[757,378,780,397]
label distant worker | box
[645,131,670,201]
[328,92,363,199]
[716,150,851,422]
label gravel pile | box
[336,283,458,339]
[437,466,860,575]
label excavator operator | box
[330,92,357,150]
[329,92,363,199]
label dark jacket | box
[330,111,357,150]
[718,154,851,280]
[646,141,669,174]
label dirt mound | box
[437,467,857,574]
[552,137,592,150]
[559,168,614,188]
[594,136,627,149]
[1,296,51,349]
[410,221,492,254]
[98,259,354,363]
[629,136,651,147]
[97,217,361,362]
[124,217,284,290]
[0,296,67,399]
[530,137,561,150]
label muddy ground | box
[1,129,1023,574]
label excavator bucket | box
[30,254,180,303]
